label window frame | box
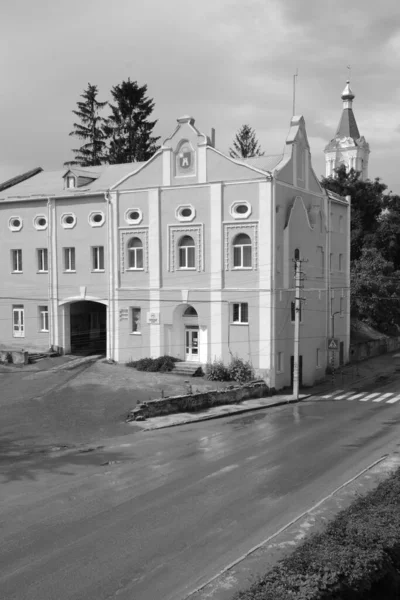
[38,305,49,332]
[232,233,252,269]
[11,249,23,273]
[92,246,105,272]
[231,302,249,324]
[178,235,196,270]
[131,307,141,334]
[277,351,284,373]
[127,237,144,270]
[316,348,321,368]
[64,247,76,272]
[12,305,25,337]
[37,248,48,273]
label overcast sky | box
[1,0,400,192]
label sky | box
[1,0,400,192]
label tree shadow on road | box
[0,433,135,483]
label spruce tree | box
[65,83,107,166]
[103,78,160,164]
[229,124,264,159]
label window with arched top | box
[233,233,252,268]
[128,237,143,269]
[183,306,198,317]
[179,235,195,269]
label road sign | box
[328,338,339,350]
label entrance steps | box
[172,361,204,377]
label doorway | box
[185,326,199,361]
[70,301,106,355]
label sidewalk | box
[187,453,400,599]
[131,351,400,431]
[0,353,102,373]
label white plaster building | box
[0,114,350,389]
[325,81,370,179]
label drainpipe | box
[105,190,112,360]
[47,198,52,350]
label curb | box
[185,453,399,600]
[132,395,312,431]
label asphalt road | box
[1,381,400,600]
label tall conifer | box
[229,124,264,159]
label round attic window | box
[88,211,105,227]
[9,217,23,231]
[230,201,252,220]
[125,208,143,225]
[33,215,48,230]
[61,213,77,229]
[175,204,195,222]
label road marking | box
[346,393,365,401]
[373,393,394,403]
[334,392,355,400]
[359,393,381,401]
[387,395,400,404]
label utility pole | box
[293,253,305,399]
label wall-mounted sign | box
[175,142,195,177]
[119,308,129,321]
[147,312,160,324]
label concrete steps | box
[172,362,204,377]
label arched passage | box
[69,300,107,355]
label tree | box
[103,78,160,164]
[374,194,400,271]
[321,165,386,261]
[66,83,107,166]
[351,247,400,332]
[229,124,264,159]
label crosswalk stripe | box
[359,393,381,401]
[346,393,365,400]
[373,393,394,403]
[321,390,344,399]
[335,392,355,400]
[387,395,400,404]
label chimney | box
[210,128,216,148]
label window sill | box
[37,271,49,274]
[127,268,144,271]
[39,329,49,333]
[92,269,105,273]
[12,271,23,274]
[231,322,249,326]
[64,270,76,273]
[276,370,284,375]
[232,267,253,270]
[178,267,196,271]
[130,332,142,336]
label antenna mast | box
[292,68,298,116]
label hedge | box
[234,465,400,600]
[126,355,181,372]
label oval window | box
[235,204,248,214]
[93,213,102,223]
[181,208,192,218]
[38,217,47,227]
[129,210,140,221]
[12,219,21,227]
[65,215,74,224]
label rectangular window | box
[232,302,248,324]
[316,348,321,368]
[291,301,302,323]
[179,246,195,269]
[92,246,104,271]
[37,248,48,272]
[131,307,141,333]
[12,305,24,337]
[277,352,284,373]
[38,305,49,332]
[339,253,343,271]
[64,247,76,272]
[11,249,22,272]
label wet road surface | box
[1,386,400,600]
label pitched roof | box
[0,163,145,200]
[335,107,360,140]
[239,154,284,172]
[0,167,43,192]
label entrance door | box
[12,306,24,338]
[185,327,199,361]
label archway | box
[69,300,107,355]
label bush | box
[126,355,180,372]
[228,356,254,383]
[234,466,400,600]
[205,359,230,381]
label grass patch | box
[235,465,400,600]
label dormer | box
[63,168,100,190]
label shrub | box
[126,355,180,372]
[205,358,230,381]
[228,356,254,383]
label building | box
[325,80,370,179]
[0,114,350,389]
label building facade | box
[325,80,370,179]
[0,114,350,389]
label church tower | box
[324,80,370,180]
